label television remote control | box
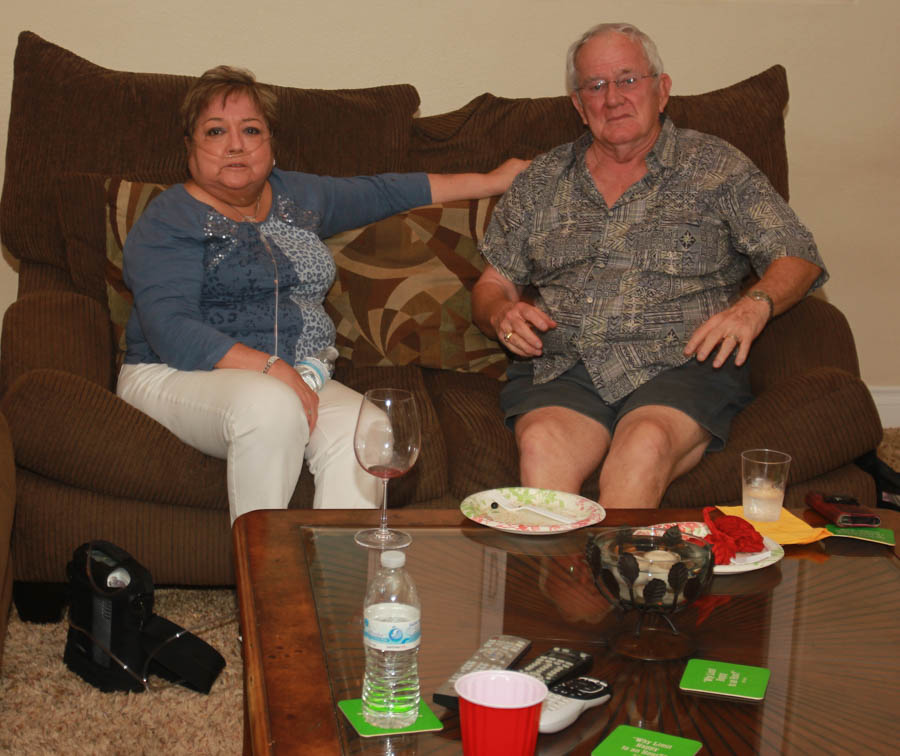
[432,634,532,709]
[539,676,612,734]
[519,646,593,687]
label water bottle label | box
[300,359,327,388]
[364,603,421,651]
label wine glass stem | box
[379,478,389,533]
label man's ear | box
[570,91,588,126]
[657,73,673,113]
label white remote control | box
[432,634,532,709]
[538,675,612,734]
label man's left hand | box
[684,295,770,367]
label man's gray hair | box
[565,23,665,93]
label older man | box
[472,23,826,509]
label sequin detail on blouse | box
[200,195,336,363]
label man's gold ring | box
[504,331,513,342]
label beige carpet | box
[1,429,898,755]
[0,589,242,755]
[878,426,900,472]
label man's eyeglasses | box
[578,73,658,98]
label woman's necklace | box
[222,186,280,357]
[223,190,263,223]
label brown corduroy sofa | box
[0,32,883,609]
[0,411,15,663]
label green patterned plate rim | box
[460,487,605,535]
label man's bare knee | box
[598,406,711,508]
[514,407,609,492]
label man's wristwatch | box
[745,289,774,321]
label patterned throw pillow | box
[104,178,167,360]
[323,198,508,378]
[100,181,508,377]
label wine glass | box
[353,388,421,549]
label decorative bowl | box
[586,525,715,660]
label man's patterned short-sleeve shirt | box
[480,117,826,403]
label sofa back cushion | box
[409,66,790,200]
[2,31,420,278]
[58,174,166,361]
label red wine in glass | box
[364,465,409,479]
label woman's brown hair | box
[180,65,278,140]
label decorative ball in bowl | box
[585,525,715,660]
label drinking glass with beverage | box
[741,449,792,522]
[353,388,421,549]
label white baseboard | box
[869,386,900,428]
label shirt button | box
[586,297,594,303]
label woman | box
[118,66,525,523]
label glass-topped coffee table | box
[233,507,900,755]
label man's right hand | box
[472,265,556,356]
[494,300,557,356]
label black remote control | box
[432,634,532,709]
[518,646,593,687]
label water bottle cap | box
[380,550,406,568]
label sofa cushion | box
[59,174,166,363]
[324,198,509,378]
[2,31,420,272]
[423,368,518,498]
[664,65,790,201]
[409,66,790,200]
[2,368,229,509]
[661,366,883,507]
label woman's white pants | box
[117,363,378,523]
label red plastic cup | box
[454,670,548,756]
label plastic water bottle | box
[296,345,338,391]
[362,550,421,729]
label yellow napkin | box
[717,506,830,545]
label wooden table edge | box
[233,516,277,756]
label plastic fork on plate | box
[491,499,579,525]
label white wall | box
[1,0,898,409]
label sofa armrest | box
[664,366,883,507]
[1,291,114,396]
[1,369,228,509]
[0,410,14,670]
[749,296,860,394]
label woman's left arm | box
[308,158,530,238]
[428,158,530,202]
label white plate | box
[460,487,605,535]
[642,521,785,575]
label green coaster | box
[338,698,443,738]
[825,524,895,546]
[592,724,701,755]
[679,658,770,702]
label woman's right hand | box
[268,358,319,430]
[215,344,320,430]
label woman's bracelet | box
[262,354,281,374]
